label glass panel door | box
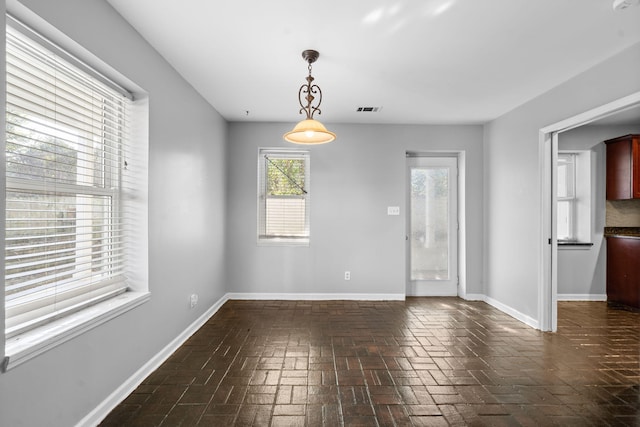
[407,156,458,296]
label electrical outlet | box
[387,206,400,215]
[189,294,198,308]
[344,271,351,280]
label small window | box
[258,149,310,245]
[557,153,576,241]
[557,151,591,243]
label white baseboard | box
[226,292,405,301]
[483,295,539,329]
[77,293,230,427]
[460,293,486,301]
[458,293,540,329]
[557,294,607,301]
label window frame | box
[557,150,592,245]
[257,148,310,246]
[557,152,577,241]
[3,14,149,371]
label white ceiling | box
[106,0,640,125]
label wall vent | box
[356,106,381,112]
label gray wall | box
[484,42,640,322]
[557,125,640,297]
[0,0,228,426]
[226,123,484,297]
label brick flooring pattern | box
[100,299,640,426]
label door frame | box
[538,91,640,332]
[406,151,466,298]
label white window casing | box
[257,149,310,246]
[4,15,148,354]
[557,151,591,244]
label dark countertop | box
[558,241,594,246]
[604,227,640,238]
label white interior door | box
[407,156,458,296]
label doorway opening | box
[539,92,640,331]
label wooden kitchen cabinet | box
[606,235,640,310]
[605,134,640,200]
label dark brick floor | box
[100,298,640,426]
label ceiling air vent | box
[356,106,382,112]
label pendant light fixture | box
[283,49,336,144]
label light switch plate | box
[387,206,400,216]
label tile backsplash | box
[606,199,640,226]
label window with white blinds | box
[557,153,576,241]
[258,149,310,245]
[5,22,133,336]
[556,150,592,244]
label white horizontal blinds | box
[5,24,132,335]
[259,150,310,241]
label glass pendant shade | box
[283,119,336,144]
[284,50,336,144]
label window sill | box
[558,241,594,250]
[3,291,150,372]
[258,238,310,247]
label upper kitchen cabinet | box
[605,134,640,200]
